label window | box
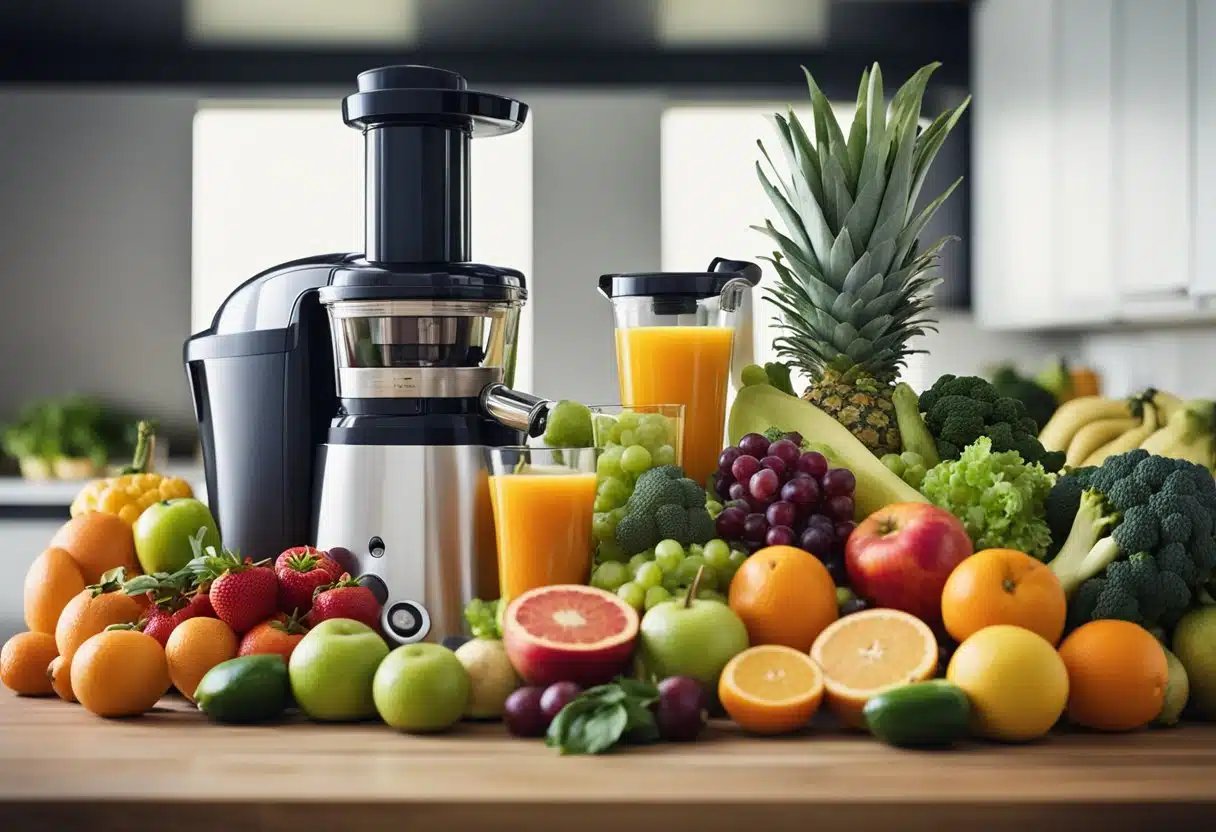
[191,103,534,391]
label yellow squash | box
[70,421,193,525]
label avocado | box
[195,654,291,724]
[863,680,971,748]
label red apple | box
[844,503,973,626]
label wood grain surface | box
[1,692,1215,831]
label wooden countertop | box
[2,692,1216,832]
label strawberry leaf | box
[88,567,129,596]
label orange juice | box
[489,471,597,602]
[615,325,735,486]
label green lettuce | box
[919,436,1056,559]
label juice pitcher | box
[598,257,761,488]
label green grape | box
[617,410,641,430]
[696,589,726,603]
[727,550,749,571]
[592,415,618,445]
[597,476,632,510]
[591,561,629,592]
[687,542,704,558]
[703,540,733,572]
[628,553,652,576]
[655,539,685,561]
[610,506,629,524]
[634,562,664,590]
[880,453,906,477]
[596,446,624,479]
[616,581,646,611]
[655,546,683,574]
[635,421,662,448]
[542,400,594,447]
[706,500,723,519]
[593,496,613,512]
[644,586,672,611]
[596,537,627,563]
[836,587,856,607]
[661,572,684,593]
[740,364,770,387]
[654,444,677,466]
[899,451,926,468]
[619,428,637,447]
[620,444,653,474]
[676,556,718,590]
[903,464,927,489]
[592,512,616,542]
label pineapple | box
[754,63,970,455]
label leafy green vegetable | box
[919,436,1056,559]
[0,395,136,465]
[463,598,502,640]
[545,677,660,755]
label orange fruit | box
[1057,620,1167,732]
[809,608,938,728]
[23,547,86,634]
[728,545,838,652]
[54,582,143,664]
[0,632,58,696]
[940,548,1067,645]
[719,645,824,734]
[49,512,139,585]
[48,655,75,702]
[238,614,309,663]
[947,624,1069,742]
[71,628,169,718]
[166,616,238,701]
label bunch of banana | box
[1039,390,1215,470]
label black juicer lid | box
[343,65,527,134]
[318,262,526,304]
[598,257,762,301]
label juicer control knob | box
[383,600,431,645]
[356,574,390,606]
[368,536,385,558]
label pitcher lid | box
[598,257,760,301]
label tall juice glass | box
[599,258,761,487]
[487,447,598,604]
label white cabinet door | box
[972,0,1057,329]
[1053,0,1118,322]
[1193,0,1216,299]
[1112,0,1192,297]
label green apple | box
[133,498,220,574]
[639,583,749,692]
[454,638,519,719]
[373,643,470,732]
[290,619,389,721]
[1172,607,1216,720]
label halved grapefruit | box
[502,585,639,687]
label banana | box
[1151,390,1185,425]
[1038,396,1133,453]
[1139,399,1216,469]
[1066,417,1139,468]
[1081,401,1159,466]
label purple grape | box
[504,687,549,737]
[718,446,743,473]
[800,526,836,559]
[731,454,762,484]
[744,540,764,554]
[822,468,857,497]
[738,433,771,459]
[780,475,821,507]
[654,676,709,741]
[728,481,748,502]
[766,500,797,528]
[715,474,735,501]
[747,495,771,513]
[783,431,804,447]
[835,521,857,543]
[824,557,849,586]
[806,513,835,532]
[540,681,583,721]
[726,499,751,512]
[749,468,780,502]
[796,451,829,479]
[825,495,855,522]
[715,506,747,539]
[743,513,769,543]
[765,525,796,547]
[759,455,788,480]
[768,439,801,468]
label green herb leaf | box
[545,678,658,756]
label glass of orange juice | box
[599,258,761,487]
[487,446,599,604]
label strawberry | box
[196,548,279,635]
[308,574,382,631]
[141,605,182,646]
[122,568,199,646]
[238,611,309,662]
[177,588,216,621]
[274,547,341,615]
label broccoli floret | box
[1048,449,1216,631]
[615,467,716,554]
[1045,467,1098,550]
[918,374,1064,472]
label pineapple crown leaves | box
[753,61,969,381]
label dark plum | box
[765,525,796,547]
[821,467,857,497]
[731,454,762,484]
[825,495,855,522]
[767,439,801,468]
[504,687,549,737]
[766,500,797,528]
[743,513,770,543]
[715,506,747,539]
[718,446,744,473]
[759,455,788,479]
[654,676,709,741]
[749,468,780,502]
[780,475,821,507]
[738,433,771,459]
[796,451,829,479]
[539,681,583,721]
[800,526,836,559]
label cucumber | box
[195,654,291,724]
[863,680,971,748]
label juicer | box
[183,65,550,645]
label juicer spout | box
[480,383,551,438]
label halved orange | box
[809,608,939,729]
[718,645,824,734]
